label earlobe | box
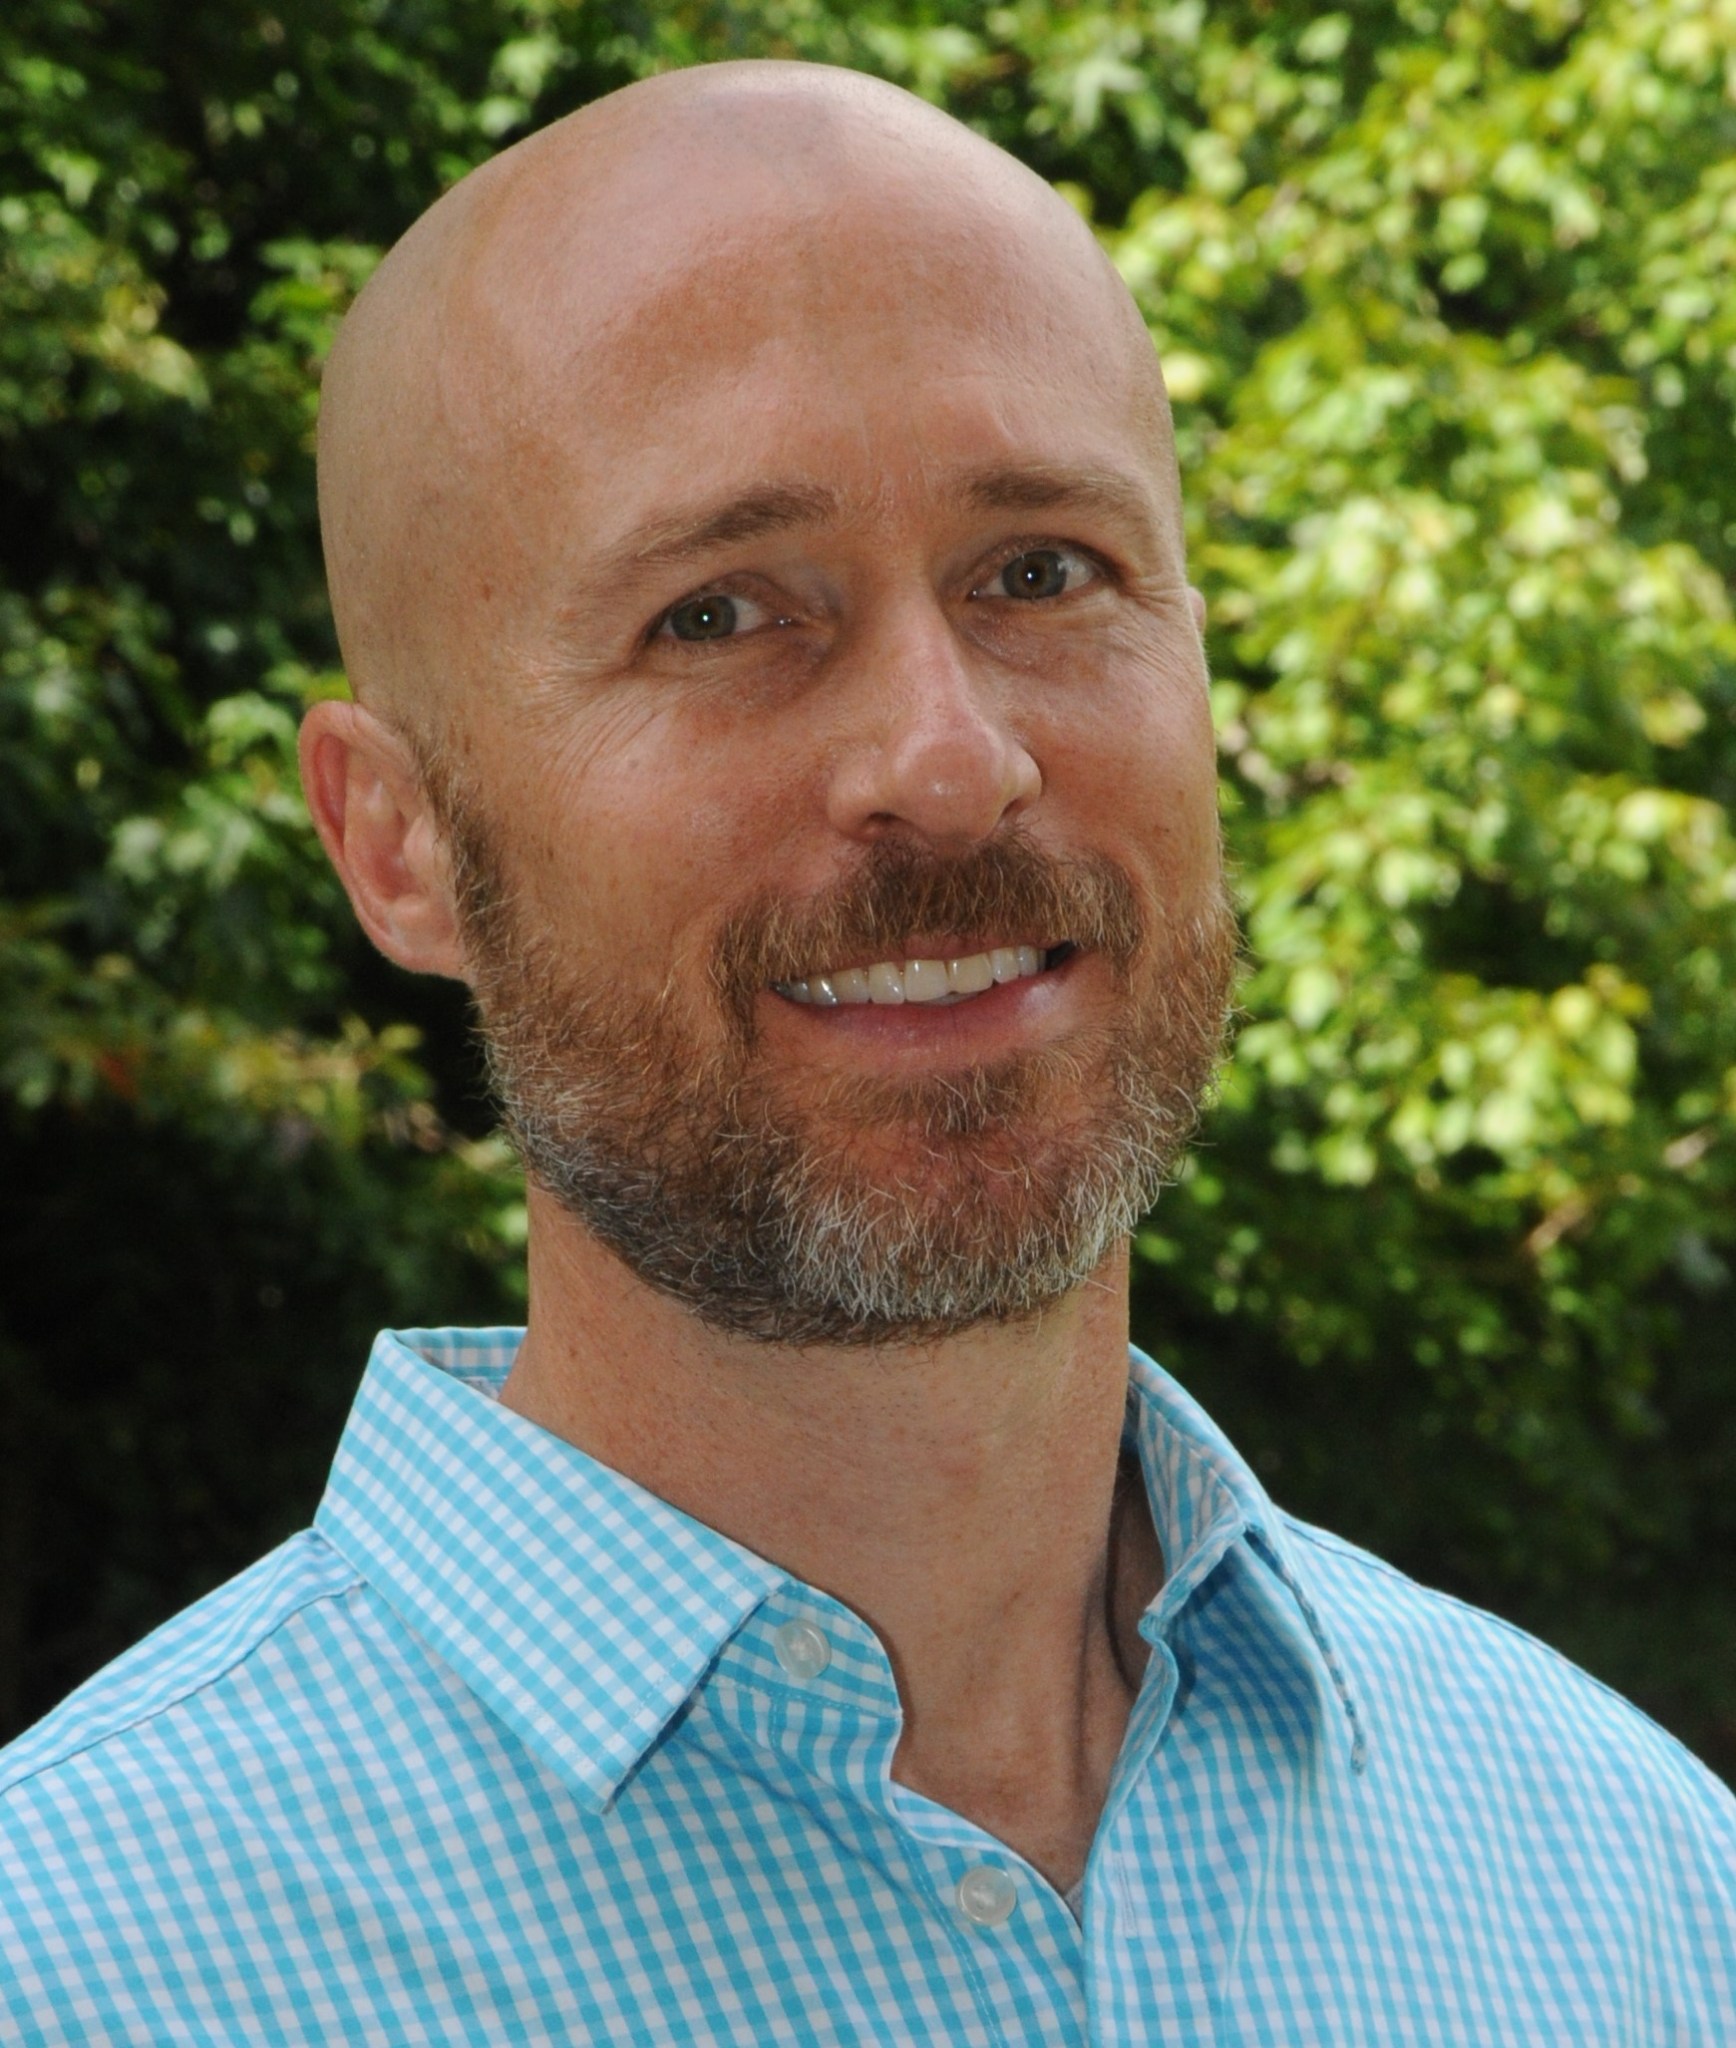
[297,699,468,980]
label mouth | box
[772,941,1079,1008]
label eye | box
[981,546,1101,603]
[657,588,783,643]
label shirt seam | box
[1281,1514,1736,1796]
[0,1569,368,1805]
[701,1667,902,1719]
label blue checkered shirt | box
[3,1326,1733,2043]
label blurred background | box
[3,0,1733,1783]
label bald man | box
[3,62,1733,2047]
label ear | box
[298,699,468,980]
[1188,584,1207,636]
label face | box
[427,167,1236,1345]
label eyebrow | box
[608,483,843,576]
[592,459,1163,590]
[958,462,1161,538]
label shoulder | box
[1282,1512,1736,1865]
[0,1532,365,1806]
[0,1532,489,2041]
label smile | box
[773,942,1077,1007]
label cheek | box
[506,701,812,973]
[1037,644,1220,894]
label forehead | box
[452,152,1171,552]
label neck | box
[502,1188,1164,1890]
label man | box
[1,58,1731,2046]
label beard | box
[436,772,1239,1348]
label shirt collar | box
[315,1328,784,1813]
[1124,1347,1366,1770]
[316,1328,1362,1814]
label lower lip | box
[760,951,1087,1060]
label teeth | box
[903,959,949,1004]
[867,962,905,1005]
[775,944,1056,1007]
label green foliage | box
[3,0,1731,1778]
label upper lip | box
[781,936,1064,979]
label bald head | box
[316,61,1175,742]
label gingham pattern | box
[3,1327,1733,2045]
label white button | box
[772,1619,831,1681]
[956,1864,1018,1928]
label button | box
[955,1864,1018,1928]
[772,1619,831,1680]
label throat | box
[890,1643,1138,1894]
[888,1454,1163,1896]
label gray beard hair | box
[474,921,1236,1351]
[434,767,1239,1346]
[493,994,1227,1347]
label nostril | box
[824,677,1043,848]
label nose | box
[824,602,1042,851]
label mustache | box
[711,829,1146,1033]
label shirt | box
[2,1326,1733,2046]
